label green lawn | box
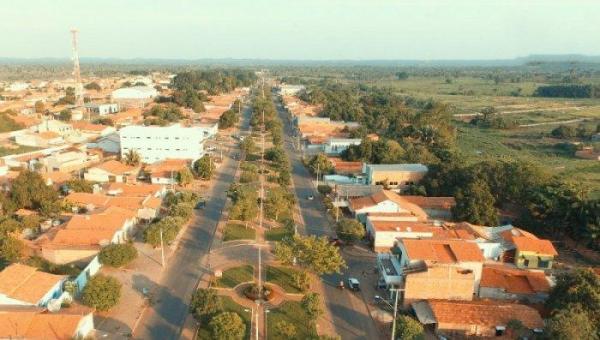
[215,265,255,288]
[264,227,293,242]
[197,296,252,340]
[266,266,303,294]
[223,223,256,241]
[266,301,316,340]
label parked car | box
[194,201,206,209]
[307,195,314,200]
[347,278,360,291]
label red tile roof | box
[501,228,558,256]
[94,160,137,175]
[401,196,456,210]
[0,264,66,304]
[0,305,93,340]
[402,239,484,263]
[350,190,428,220]
[425,299,544,330]
[481,264,550,295]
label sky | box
[1,0,600,60]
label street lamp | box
[265,309,270,340]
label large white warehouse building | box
[119,124,205,164]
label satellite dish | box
[47,299,62,312]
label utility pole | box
[316,162,320,188]
[390,288,401,340]
[160,227,165,268]
[70,28,84,108]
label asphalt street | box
[275,97,381,340]
[134,106,251,340]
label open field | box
[456,122,600,198]
[371,76,600,198]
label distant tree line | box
[172,69,256,95]
[534,84,600,98]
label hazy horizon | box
[2,0,600,60]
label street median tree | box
[274,235,345,275]
[335,218,365,243]
[209,311,246,340]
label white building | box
[85,103,119,115]
[8,82,29,92]
[112,86,158,100]
[120,124,205,164]
[323,138,362,155]
[111,86,158,108]
[278,84,306,96]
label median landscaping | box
[215,265,255,288]
[223,222,256,241]
[266,265,305,294]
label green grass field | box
[215,265,255,288]
[266,301,316,340]
[264,227,293,242]
[455,122,600,198]
[223,223,256,241]
[266,266,303,294]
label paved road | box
[275,97,381,340]
[134,105,251,340]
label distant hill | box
[0,55,599,67]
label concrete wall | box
[404,267,475,307]
[41,248,99,265]
[368,170,426,189]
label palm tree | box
[124,150,141,166]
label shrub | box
[98,243,138,267]
[317,185,332,195]
[209,312,246,340]
[81,274,121,311]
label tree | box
[265,187,293,221]
[56,87,76,105]
[84,82,102,91]
[229,186,258,224]
[307,153,333,176]
[98,243,138,267]
[335,218,366,243]
[240,137,256,156]
[546,269,600,329]
[546,306,596,340]
[301,293,324,326]
[189,288,222,320]
[551,125,577,139]
[274,321,297,338]
[209,312,246,340]
[34,100,45,113]
[64,179,94,193]
[396,71,409,80]
[58,109,72,121]
[10,170,60,216]
[124,150,141,166]
[452,179,499,226]
[193,155,215,180]
[0,236,24,262]
[177,167,194,186]
[81,274,121,311]
[274,235,346,275]
[219,109,239,129]
[292,270,311,292]
[394,315,424,340]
